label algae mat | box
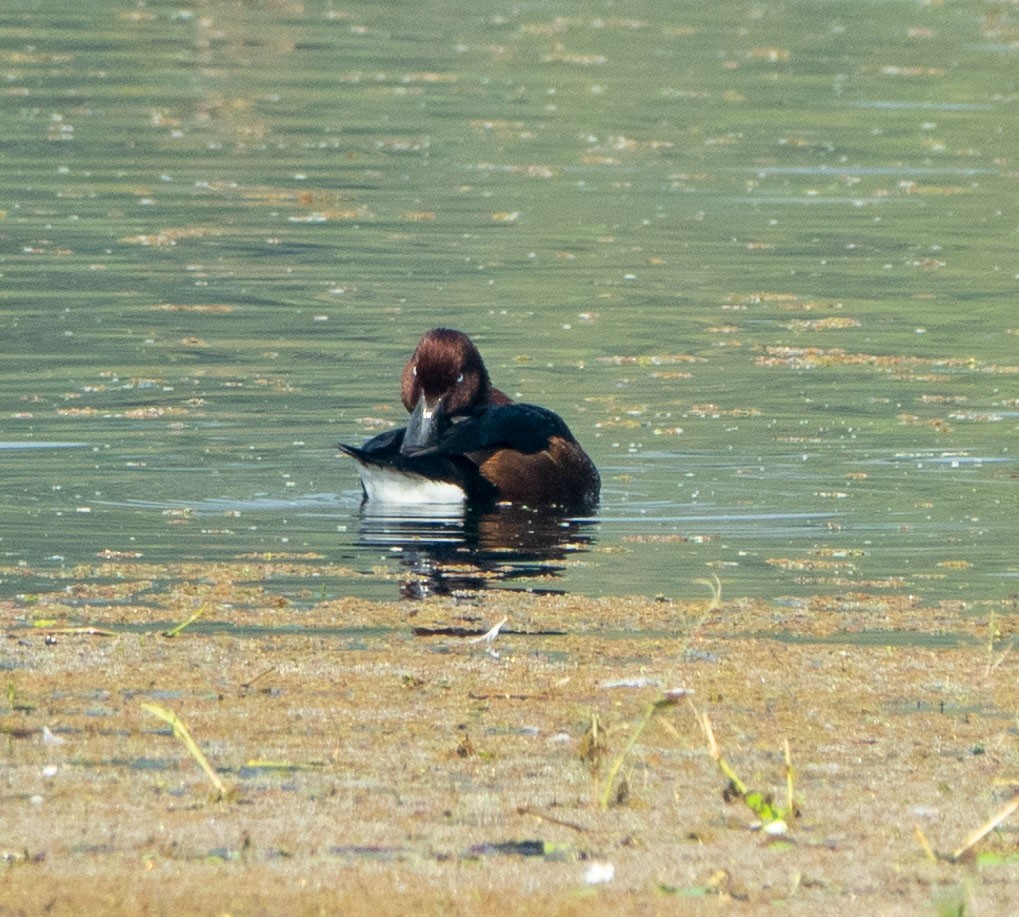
[3,583,1019,915]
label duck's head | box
[400,328,492,455]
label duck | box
[339,328,600,511]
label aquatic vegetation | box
[696,708,799,831]
[595,690,688,812]
[588,576,721,811]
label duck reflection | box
[353,503,598,599]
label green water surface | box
[1,1,1015,607]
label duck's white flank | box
[357,465,467,505]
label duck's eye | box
[456,372,464,384]
[411,365,417,376]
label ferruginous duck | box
[339,328,599,511]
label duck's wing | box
[439,403,600,510]
[436,403,576,457]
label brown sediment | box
[2,581,1018,914]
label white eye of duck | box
[411,365,417,376]
[456,372,464,384]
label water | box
[1,1,1015,606]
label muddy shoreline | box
[3,580,1018,915]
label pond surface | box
[1,1,1016,607]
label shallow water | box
[1,1,1016,606]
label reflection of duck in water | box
[354,503,598,599]
[339,328,600,513]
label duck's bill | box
[401,392,444,455]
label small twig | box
[36,626,117,637]
[784,737,795,814]
[914,825,938,864]
[951,790,1019,861]
[986,641,1013,678]
[142,703,233,800]
[466,616,508,644]
[696,707,749,796]
[983,609,1014,678]
[244,759,322,771]
[517,806,587,833]
[163,602,211,638]
[240,666,277,690]
[692,574,723,614]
